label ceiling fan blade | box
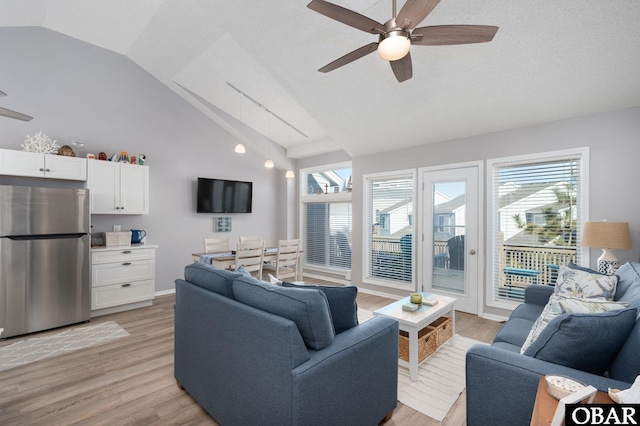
[390,53,413,83]
[0,106,33,122]
[318,42,378,73]
[0,90,6,97]
[396,0,441,30]
[307,0,385,34]
[412,25,499,45]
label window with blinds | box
[301,164,352,272]
[364,170,415,289]
[488,149,587,307]
[304,202,352,270]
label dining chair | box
[239,235,263,244]
[204,237,229,253]
[234,240,265,279]
[263,239,300,281]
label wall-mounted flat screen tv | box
[197,178,253,213]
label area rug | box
[358,308,485,422]
[0,321,129,372]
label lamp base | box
[597,249,619,275]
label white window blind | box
[489,151,585,305]
[364,171,414,287]
[303,202,352,270]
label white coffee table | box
[374,293,457,381]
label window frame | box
[485,148,590,310]
[299,162,352,275]
[363,169,417,291]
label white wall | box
[0,27,284,292]
[351,107,640,318]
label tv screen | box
[197,178,253,213]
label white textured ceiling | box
[1,0,639,161]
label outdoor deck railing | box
[371,235,576,289]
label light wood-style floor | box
[0,284,503,425]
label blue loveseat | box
[466,262,640,426]
[174,262,399,426]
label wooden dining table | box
[192,248,303,281]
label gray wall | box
[351,107,640,317]
[0,27,284,293]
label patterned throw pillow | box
[554,263,618,300]
[520,294,628,354]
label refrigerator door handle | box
[6,233,87,241]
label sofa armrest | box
[290,316,399,426]
[524,284,554,306]
[466,344,631,426]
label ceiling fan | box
[0,90,34,121]
[307,0,498,82]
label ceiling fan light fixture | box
[377,30,411,61]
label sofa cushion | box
[521,294,629,353]
[609,318,640,382]
[281,282,358,334]
[554,262,618,300]
[184,262,240,299]
[615,262,640,302]
[233,276,335,350]
[509,303,545,322]
[523,308,637,375]
[493,318,536,348]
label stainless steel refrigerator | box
[0,185,90,339]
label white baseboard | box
[155,288,176,297]
[479,312,509,322]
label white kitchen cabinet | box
[91,245,157,316]
[87,160,149,214]
[0,148,87,181]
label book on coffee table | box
[420,293,439,306]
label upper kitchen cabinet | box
[0,148,87,181]
[87,160,149,214]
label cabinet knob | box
[122,283,131,287]
[45,169,51,172]
[122,262,132,266]
[39,168,44,172]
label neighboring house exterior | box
[377,198,412,236]
[498,182,572,241]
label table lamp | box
[582,221,631,274]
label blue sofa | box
[466,262,640,426]
[174,262,399,426]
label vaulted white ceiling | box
[1,0,639,160]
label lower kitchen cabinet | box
[91,244,157,317]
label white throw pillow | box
[520,294,628,354]
[554,263,618,300]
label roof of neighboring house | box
[380,199,411,215]
[434,194,466,213]
[498,182,566,209]
[504,229,549,247]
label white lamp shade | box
[377,34,411,61]
[234,143,245,154]
[264,159,274,168]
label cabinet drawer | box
[91,279,154,310]
[92,260,155,287]
[92,248,155,264]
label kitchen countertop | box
[91,243,158,250]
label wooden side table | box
[530,376,613,426]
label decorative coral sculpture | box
[22,131,60,154]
